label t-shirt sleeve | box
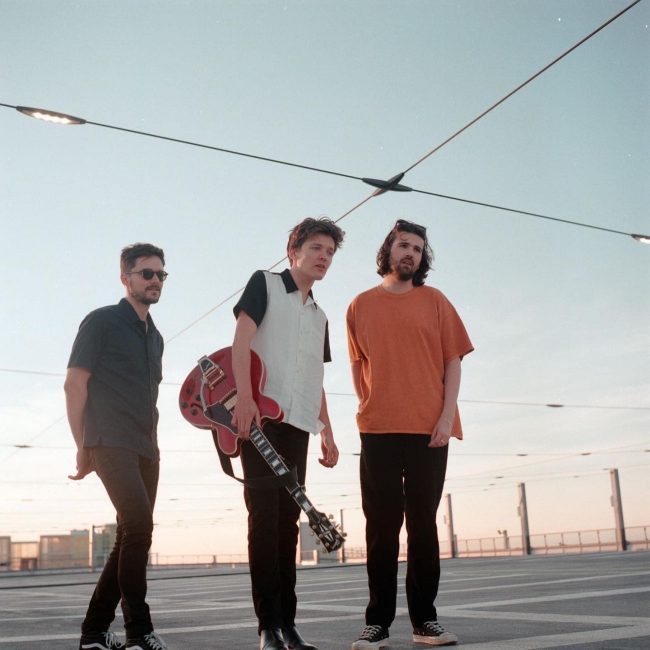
[67,311,106,372]
[233,270,268,326]
[438,296,474,362]
[346,299,363,362]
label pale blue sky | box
[1,0,648,556]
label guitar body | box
[178,347,283,457]
[178,346,345,552]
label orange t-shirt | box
[346,285,473,438]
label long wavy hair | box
[376,219,433,287]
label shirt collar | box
[280,269,316,305]
[118,297,156,329]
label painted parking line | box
[458,623,650,649]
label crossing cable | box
[2,369,648,410]
[0,2,645,246]
[399,0,643,175]
[164,193,376,343]
[0,0,643,350]
[163,0,646,341]
[2,0,643,191]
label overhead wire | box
[0,2,646,536]
[0,0,643,352]
[0,2,643,353]
[160,0,646,342]
[164,193,378,343]
[400,0,643,175]
[0,371,647,411]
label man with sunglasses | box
[347,220,473,649]
[65,243,168,650]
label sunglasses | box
[126,268,169,282]
[395,219,426,236]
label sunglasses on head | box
[126,268,169,282]
[395,219,426,236]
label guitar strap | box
[210,428,300,490]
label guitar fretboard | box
[249,424,314,514]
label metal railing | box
[2,525,648,573]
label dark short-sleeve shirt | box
[67,298,164,459]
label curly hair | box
[376,219,433,287]
[120,243,165,273]
[286,217,345,256]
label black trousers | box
[240,422,309,633]
[360,433,448,629]
[82,447,159,639]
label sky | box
[1,0,648,560]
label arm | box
[231,311,261,439]
[429,356,461,448]
[64,367,93,480]
[350,359,363,401]
[318,389,339,468]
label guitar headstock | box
[306,508,346,553]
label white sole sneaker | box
[412,630,458,645]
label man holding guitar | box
[347,220,473,648]
[230,217,344,650]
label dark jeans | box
[360,433,448,629]
[81,446,159,639]
[241,422,309,633]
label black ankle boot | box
[260,627,288,650]
[282,625,318,650]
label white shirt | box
[235,269,329,434]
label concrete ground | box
[1,551,649,649]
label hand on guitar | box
[318,427,339,468]
[68,448,94,481]
[231,394,262,440]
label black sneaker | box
[412,620,458,645]
[126,632,168,650]
[79,630,126,650]
[351,624,390,649]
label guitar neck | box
[249,424,316,516]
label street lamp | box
[16,106,86,125]
[4,102,650,245]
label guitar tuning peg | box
[328,514,334,520]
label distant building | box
[0,536,10,571]
[39,529,89,569]
[10,540,38,571]
[92,524,117,570]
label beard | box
[129,286,161,305]
[393,259,416,281]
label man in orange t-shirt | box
[347,219,473,649]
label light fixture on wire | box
[16,106,85,125]
[5,102,650,246]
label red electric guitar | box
[179,347,345,553]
